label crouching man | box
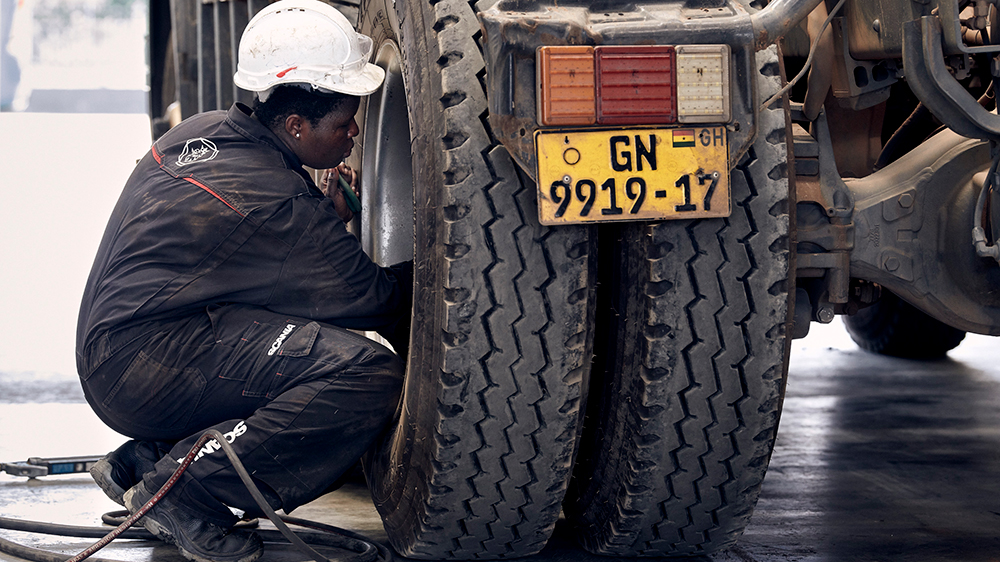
[76,2,409,561]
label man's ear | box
[284,114,305,139]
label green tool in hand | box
[338,174,362,214]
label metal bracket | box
[792,105,855,319]
[830,18,897,110]
[903,16,1000,142]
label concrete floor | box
[1,323,998,562]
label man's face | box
[298,96,362,169]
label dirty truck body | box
[147,0,1000,557]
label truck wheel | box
[353,0,596,558]
[843,291,966,358]
[562,46,794,557]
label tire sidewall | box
[355,0,445,514]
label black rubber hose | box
[0,429,392,562]
[0,516,151,540]
[0,514,376,550]
[203,429,379,562]
[0,535,121,562]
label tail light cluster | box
[537,44,731,127]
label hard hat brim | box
[317,62,386,96]
[235,61,385,98]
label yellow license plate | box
[536,127,730,225]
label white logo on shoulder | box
[177,138,219,166]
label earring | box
[295,133,300,138]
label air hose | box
[0,429,393,562]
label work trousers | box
[80,304,404,526]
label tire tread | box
[362,0,595,557]
[565,46,792,557]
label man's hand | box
[321,164,359,223]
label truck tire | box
[562,46,794,557]
[354,0,596,558]
[843,291,966,358]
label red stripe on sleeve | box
[183,177,245,217]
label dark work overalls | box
[76,103,411,526]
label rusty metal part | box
[903,16,1000,142]
[792,112,853,315]
[750,0,826,51]
[794,104,1000,335]
[760,0,845,112]
[802,2,835,120]
[842,0,930,60]
[477,0,824,180]
[841,0,999,60]
[823,95,885,178]
[478,2,760,180]
[829,18,897,110]
[939,0,1000,55]
[790,111,853,221]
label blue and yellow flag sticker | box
[672,129,696,148]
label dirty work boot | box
[124,481,263,562]
[90,440,162,506]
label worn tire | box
[354,0,596,558]
[562,46,794,557]
[843,291,966,358]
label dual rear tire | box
[354,0,793,557]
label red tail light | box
[595,46,676,125]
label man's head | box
[253,85,361,169]
[232,0,383,168]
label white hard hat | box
[233,0,385,98]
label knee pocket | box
[219,320,321,398]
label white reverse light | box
[675,45,730,123]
